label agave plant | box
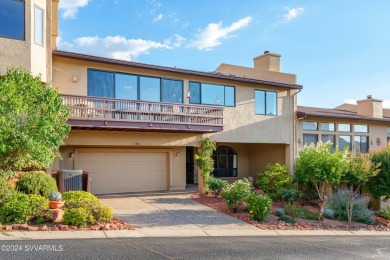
[48,191,62,201]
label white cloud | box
[188,16,252,50]
[283,7,304,21]
[164,34,186,48]
[59,0,91,20]
[343,99,357,105]
[153,14,163,22]
[58,35,179,61]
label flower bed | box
[191,193,390,231]
[0,218,134,232]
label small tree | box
[0,68,70,172]
[366,144,390,202]
[294,142,349,213]
[194,137,216,191]
[342,153,380,224]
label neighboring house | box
[1,0,302,194]
[297,96,390,153]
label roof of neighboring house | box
[335,103,390,118]
[297,106,390,123]
[52,50,303,90]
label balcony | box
[61,94,224,133]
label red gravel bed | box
[191,193,390,231]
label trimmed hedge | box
[16,171,58,196]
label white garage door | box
[75,149,168,194]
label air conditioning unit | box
[58,170,83,192]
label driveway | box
[99,192,258,234]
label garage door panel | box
[75,149,168,194]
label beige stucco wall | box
[297,118,389,152]
[0,0,52,83]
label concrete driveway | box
[99,192,259,236]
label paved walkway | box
[99,193,258,236]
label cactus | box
[48,191,62,201]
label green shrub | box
[246,192,272,222]
[63,191,113,225]
[63,208,88,227]
[0,193,49,224]
[277,188,303,204]
[62,190,97,201]
[367,145,390,201]
[285,204,321,220]
[221,178,253,212]
[16,171,58,196]
[275,208,286,216]
[257,163,292,197]
[323,208,335,219]
[96,205,113,223]
[0,176,17,206]
[0,169,16,179]
[278,215,296,224]
[380,206,390,220]
[207,176,228,196]
[327,189,375,224]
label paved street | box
[0,236,389,259]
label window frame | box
[353,124,369,133]
[189,81,235,107]
[338,123,351,132]
[338,135,352,151]
[302,121,318,131]
[320,122,335,132]
[87,69,184,104]
[34,5,44,46]
[254,89,278,116]
[212,145,238,178]
[0,0,25,41]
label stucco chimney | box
[253,51,281,72]
[51,0,60,50]
[356,96,383,118]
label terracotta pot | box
[49,200,65,209]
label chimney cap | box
[367,95,372,99]
[264,50,269,54]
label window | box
[34,6,44,46]
[303,121,318,131]
[140,76,160,102]
[339,135,351,151]
[115,73,138,100]
[354,136,369,154]
[303,134,318,146]
[189,82,235,107]
[321,135,335,152]
[88,69,183,103]
[212,146,237,178]
[0,0,25,40]
[387,127,390,135]
[88,70,114,98]
[161,79,183,103]
[354,124,368,133]
[338,124,351,132]
[321,122,335,132]
[255,90,277,116]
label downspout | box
[292,89,302,172]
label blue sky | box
[58,0,390,108]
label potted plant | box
[48,191,65,209]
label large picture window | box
[303,134,318,147]
[255,90,277,116]
[0,0,25,40]
[212,146,238,178]
[88,69,183,103]
[189,82,235,107]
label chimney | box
[356,95,383,118]
[253,51,281,72]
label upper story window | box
[0,0,25,40]
[302,121,318,131]
[255,90,277,116]
[88,69,183,103]
[338,123,351,132]
[321,122,335,132]
[354,124,368,133]
[34,5,44,46]
[189,82,235,107]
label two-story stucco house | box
[1,0,302,194]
